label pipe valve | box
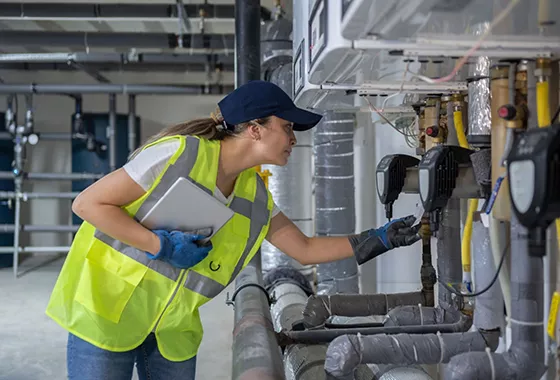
[507,123,560,256]
[418,145,476,233]
[376,154,420,221]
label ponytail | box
[129,107,247,160]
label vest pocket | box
[75,245,148,324]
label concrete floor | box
[0,255,234,380]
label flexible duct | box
[444,212,546,379]
[260,18,314,276]
[314,111,358,295]
[467,22,492,147]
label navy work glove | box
[348,215,421,265]
[146,228,213,269]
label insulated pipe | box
[231,255,285,380]
[0,83,233,95]
[437,199,463,309]
[0,171,103,180]
[265,268,374,380]
[324,330,500,380]
[472,217,505,331]
[235,0,261,86]
[314,112,358,295]
[383,305,469,328]
[444,212,546,379]
[276,318,474,346]
[302,292,429,329]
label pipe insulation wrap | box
[376,366,433,380]
[314,111,358,295]
[437,199,463,309]
[472,219,505,331]
[262,130,314,274]
[444,213,546,379]
[383,305,463,327]
[231,255,285,380]
[324,330,500,380]
[467,22,492,138]
[270,283,308,332]
[302,292,426,328]
[284,344,374,380]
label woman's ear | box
[247,122,262,141]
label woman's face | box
[254,116,297,166]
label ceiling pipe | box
[0,31,235,49]
[0,3,272,20]
[0,83,234,95]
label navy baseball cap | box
[218,80,322,131]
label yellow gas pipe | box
[535,58,560,249]
[453,107,476,288]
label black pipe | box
[235,0,261,86]
[276,312,471,346]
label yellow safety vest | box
[45,135,273,361]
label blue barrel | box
[72,113,141,225]
[0,114,14,267]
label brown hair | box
[129,107,270,160]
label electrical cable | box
[439,241,510,298]
[551,105,560,124]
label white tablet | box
[140,177,235,242]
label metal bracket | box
[225,283,276,307]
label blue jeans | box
[67,333,196,380]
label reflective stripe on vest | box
[93,135,270,299]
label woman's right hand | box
[146,229,213,269]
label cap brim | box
[276,107,323,131]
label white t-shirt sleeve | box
[123,140,282,217]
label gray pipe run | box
[321,200,468,377]
[302,292,429,329]
[0,171,103,181]
[314,112,359,295]
[0,31,235,50]
[444,212,546,380]
[0,191,79,200]
[437,199,463,309]
[231,255,285,380]
[472,218,505,331]
[0,83,234,95]
[324,329,501,380]
[0,224,79,233]
[265,266,374,380]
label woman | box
[46,80,420,380]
